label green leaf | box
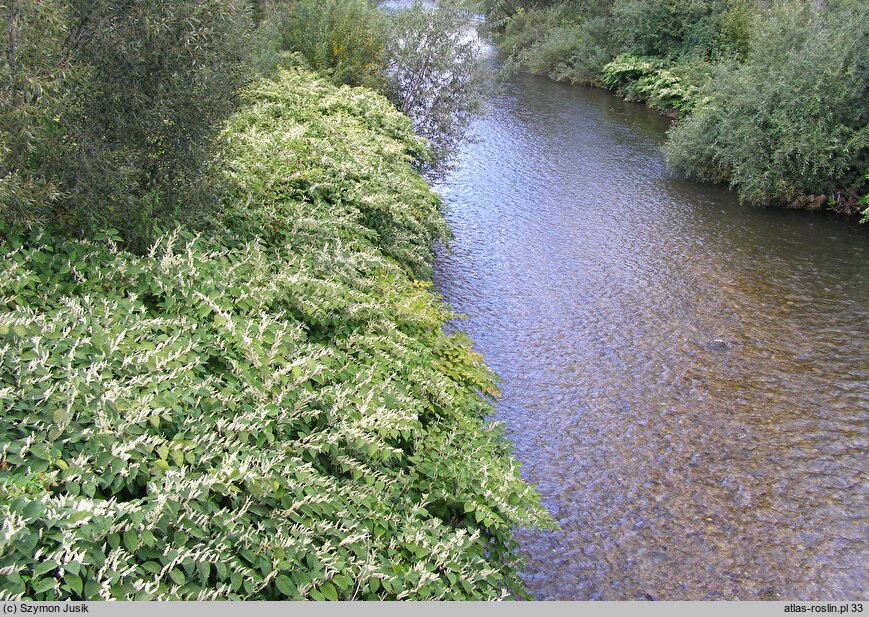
[332,574,353,591]
[65,573,83,597]
[275,574,294,597]
[33,577,57,594]
[197,561,211,585]
[142,561,162,575]
[141,530,156,547]
[34,560,59,577]
[84,579,100,599]
[321,582,338,601]
[168,568,186,586]
[123,530,139,553]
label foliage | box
[665,0,869,207]
[859,173,869,223]
[714,0,755,60]
[278,0,387,89]
[496,3,567,55]
[600,54,664,98]
[384,1,490,172]
[0,0,254,246]
[609,0,727,59]
[273,0,489,173]
[491,0,742,61]
[601,54,703,113]
[0,68,550,601]
[521,24,585,80]
[496,3,613,85]
[559,16,614,83]
[0,0,68,229]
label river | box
[431,68,869,598]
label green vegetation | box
[599,54,702,115]
[0,0,545,602]
[275,0,489,169]
[276,0,387,89]
[479,0,869,214]
[1,0,488,249]
[0,67,549,600]
[1,0,254,245]
[665,2,869,209]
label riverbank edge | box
[487,36,867,220]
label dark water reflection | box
[432,73,869,600]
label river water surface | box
[432,71,869,599]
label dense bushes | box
[0,0,254,245]
[599,54,703,114]
[665,1,869,208]
[609,0,728,59]
[483,0,869,213]
[277,0,387,89]
[1,0,493,245]
[0,68,549,600]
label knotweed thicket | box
[0,69,550,601]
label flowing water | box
[432,71,869,599]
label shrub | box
[600,54,663,100]
[610,0,727,59]
[0,0,254,246]
[600,55,702,113]
[497,5,564,55]
[638,67,705,114]
[279,0,387,89]
[713,0,755,60]
[859,173,869,222]
[0,0,68,229]
[384,1,490,171]
[522,24,585,78]
[0,68,550,601]
[665,0,869,206]
[563,16,615,84]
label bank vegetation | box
[0,0,548,601]
[477,0,869,217]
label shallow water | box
[432,72,869,600]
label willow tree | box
[1,0,255,244]
[385,1,489,172]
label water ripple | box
[434,72,869,600]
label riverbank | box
[0,67,549,600]
[482,0,869,218]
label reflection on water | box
[433,73,869,600]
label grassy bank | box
[480,0,869,217]
[0,68,549,600]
